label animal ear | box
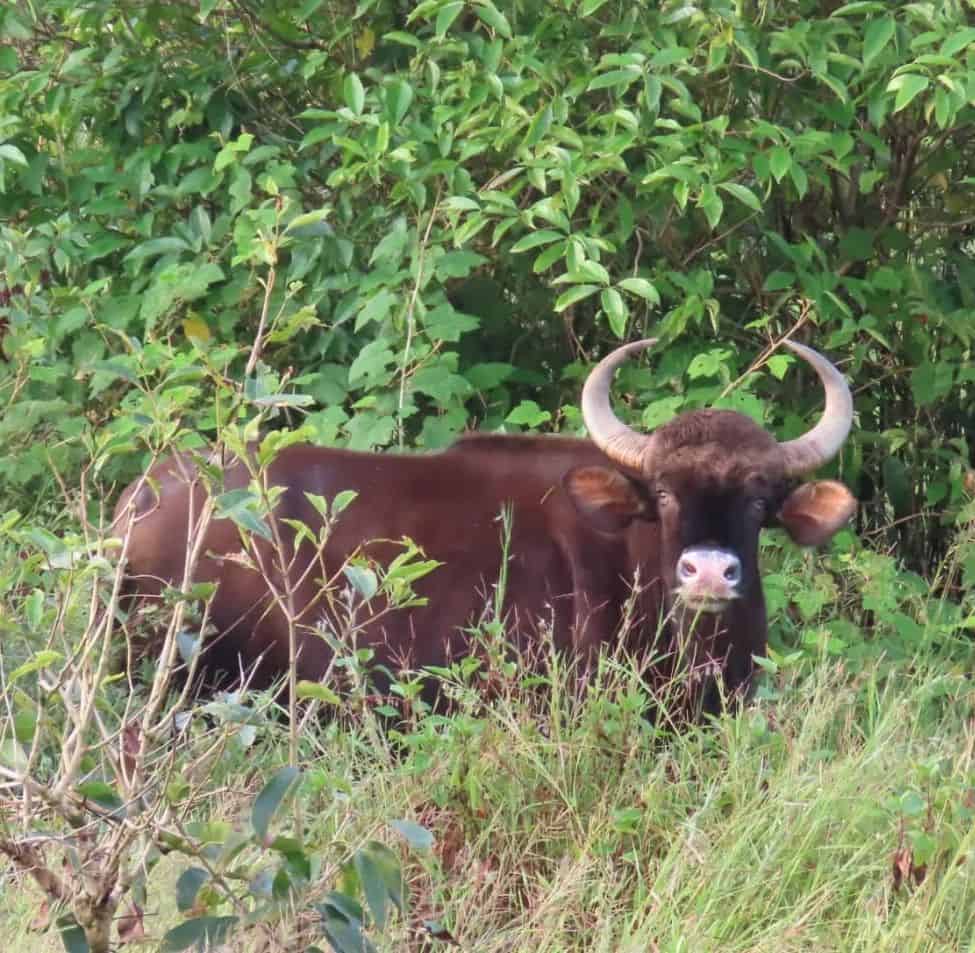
[563,466,650,533]
[777,480,856,547]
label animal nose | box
[677,549,742,588]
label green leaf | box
[554,284,600,312]
[863,16,896,67]
[435,250,487,279]
[354,842,404,930]
[321,913,377,953]
[687,348,731,380]
[506,400,551,427]
[474,0,512,38]
[641,396,684,429]
[213,490,273,542]
[76,780,124,813]
[524,103,553,148]
[160,916,238,952]
[601,288,628,338]
[296,681,342,704]
[176,868,210,913]
[888,73,928,112]
[941,28,975,57]
[422,304,480,341]
[644,75,662,111]
[123,237,190,264]
[838,227,874,262]
[333,490,358,515]
[617,277,660,305]
[214,132,253,172]
[554,261,610,285]
[285,208,331,234]
[790,163,808,199]
[383,80,414,125]
[348,341,395,386]
[24,588,43,629]
[763,270,795,291]
[588,67,641,91]
[57,917,89,953]
[830,1,887,14]
[384,30,421,47]
[769,147,791,183]
[9,649,64,682]
[698,185,723,229]
[766,354,792,380]
[533,241,567,273]
[344,73,366,115]
[911,360,952,407]
[13,710,35,744]
[345,565,379,600]
[390,819,435,850]
[718,182,762,212]
[369,218,408,268]
[872,266,902,291]
[465,362,515,390]
[252,766,301,843]
[882,456,912,519]
[0,143,27,167]
[251,392,315,410]
[435,2,463,37]
[356,291,399,332]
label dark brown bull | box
[113,340,855,711]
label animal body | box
[113,340,856,711]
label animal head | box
[564,339,856,614]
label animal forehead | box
[649,417,783,493]
[654,408,779,454]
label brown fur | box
[113,414,855,713]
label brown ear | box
[777,480,856,547]
[563,466,649,534]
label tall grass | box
[8,647,971,952]
[2,503,973,951]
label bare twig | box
[719,299,813,399]
[245,265,278,378]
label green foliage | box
[157,764,418,953]
[0,0,972,569]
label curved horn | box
[581,338,658,471]
[777,340,853,477]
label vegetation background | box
[0,0,974,950]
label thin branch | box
[0,837,69,904]
[732,62,809,84]
[397,190,442,449]
[228,0,329,51]
[719,299,813,399]
[245,265,278,378]
[684,211,759,266]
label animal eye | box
[749,498,768,515]
[656,489,672,506]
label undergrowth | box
[3,644,974,952]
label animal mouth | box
[674,591,737,614]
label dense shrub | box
[1,0,973,567]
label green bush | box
[1,0,972,568]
